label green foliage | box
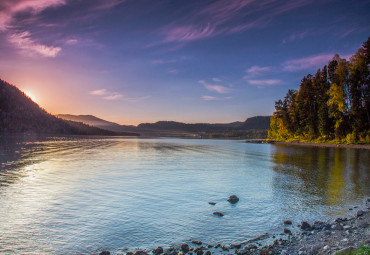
[269,37,370,144]
[352,246,370,255]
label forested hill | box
[0,79,138,136]
[269,37,370,144]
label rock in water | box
[192,240,202,245]
[284,228,292,234]
[284,220,292,225]
[152,247,163,255]
[99,252,110,255]
[300,221,312,230]
[181,243,190,253]
[227,195,239,204]
[213,211,224,217]
[208,202,216,205]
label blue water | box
[0,136,369,254]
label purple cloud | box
[199,80,233,94]
[247,79,282,88]
[8,31,61,57]
[158,0,312,44]
[282,54,335,71]
[90,89,123,100]
[202,95,232,101]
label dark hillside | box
[0,79,138,136]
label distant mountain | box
[0,79,138,136]
[235,116,271,130]
[57,114,137,132]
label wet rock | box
[192,241,202,245]
[205,251,211,255]
[231,243,241,249]
[181,244,190,253]
[300,221,312,231]
[196,250,203,255]
[153,247,164,255]
[99,252,110,255]
[227,195,239,204]
[284,228,292,235]
[213,211,224,217]
[214,244,221,249]
[126,252,134,255]
[333,223,344,231]
[221,245,229,251]
[357,210,364,217]
[207,244,213,248]
[284,220,292,225]
[208,202,216,205]
[134,251,148,255]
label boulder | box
[208,202,216,205]
[153,247,164,255]
[99,252,110,255]
[227,195,239,204]
[300,221,312,231]
[192,241,202,245]
[284,228,292,235]
[181,244,190,253]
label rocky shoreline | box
[98,198,370,255]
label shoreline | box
[262,140,370,150]
[99,198,370,255]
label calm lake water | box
[0,136,369,254]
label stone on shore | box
[227,195,239,204]
[181,243,190,253]
[152,247,163,255]
[300,221,312,230]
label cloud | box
[282,54,335,71]
[202,95,232,101]
[282,30,310,44]
[151,59,177,64]
[212,77,222,82]
[90,89,122,100]
[199,80,233,94]
[8,31,61,57]
[167,69,179,74]
[157,0,312,44]
[246,65,272,75]
[0,0,66,31]
[247,79,282,88]
[90,89,108,96]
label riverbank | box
[255,140,370,150]
[99,198,370,255]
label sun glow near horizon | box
[23,90,39,104]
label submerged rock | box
[227,195,239,204]
[213,211,224,217]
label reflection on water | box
[270,144,370,216]
[0,136,369,254]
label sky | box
[0,0,369,125]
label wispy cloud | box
[90,89,123,100]
[199,80,233,94]
[0,0,66,31]
[202,95,232,101]
[282,30,310,43]
[212,77,222,82]
[167,69,179,74]
[151,59,177,64]
[282,54,335,71]
[246,79,282,88]
[157,0,312,45]
[246,65,272,76]
[89,88,149,102]
[8,31,61,57]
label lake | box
[0,136,369,254]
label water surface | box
[0,136,369,254]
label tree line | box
[269,37,370,144]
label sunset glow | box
[0,0,369,125]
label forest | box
[269,37,370,144]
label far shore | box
[267,140,370,150]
